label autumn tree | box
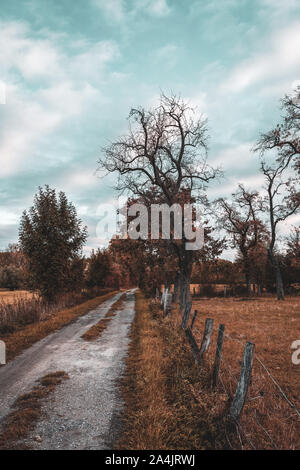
[282,226,300,292]
[86,249,112,289]
[99,94,220,312]
[254,87,300,299]
[217,185,266,295]
[253,152,299,299]
[19,185,87,302]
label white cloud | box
[0,208,20,225]
[146,0,171,17]
[211,143,253,170]
[61,168,99,190]
[152,44,179,68]
[93,0,125,23]
[93,0,171,21]
[0,20,119,178]
[223,22,300,93]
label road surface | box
[0,290,135,449]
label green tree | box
[19,185,87,302]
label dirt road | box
[0,290,135,449]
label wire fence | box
[160,289,300,450]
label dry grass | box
[0,297,48,334]
[0,290,118,364]
[191,296,300,449]
[0,288,115,335]
[116,291,227,450]
[81,293,126,341]
[0,290,36,304]
[0,371,69,450]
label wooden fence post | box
[185,328,200,364]
[161,287,168,307]
[164,293,172,315]
[181,301,192,329]
[198,318,214,360]
[212,324,225,388]
[190,310,198,330]
[160,288,165,305]
[0,340,6,365]
[229,341,255,421]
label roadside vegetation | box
[1,290,118,363]
[0,371,69,450]
[117,291,227,450]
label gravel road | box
[0,290,136,449]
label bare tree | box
[99,93,220,310]
[258,157,299,300]
[255,87,300,300]
[217,185,266,296]
[256,86,300,174]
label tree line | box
[0,88,299,310]
[100,89,299,305]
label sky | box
[0,0,299,257]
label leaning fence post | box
[164,293,172,315]
[185,328,200,364]
[190,310,198,330]
[229,341,255,421]
[181,301,192,329]
[212,324,225,388]
[198,318,214,360]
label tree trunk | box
[268,248,285,300]
[257,284,261,295]
[275,265,285,300]
[173,272,180,303]
[245,271,251,297]
[179,271,191,311]
[243,255,251,296]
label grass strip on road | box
[81,293,126,341]
[0,371,69,450]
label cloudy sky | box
[0,0,299,256]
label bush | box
[0,266,22,291]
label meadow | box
[0,290,36,305]
[191,296,300,449]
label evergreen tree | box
[19,185,87,302]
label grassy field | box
[0,290,36,304]
[0,290,118,363]
[191,296,300,449]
